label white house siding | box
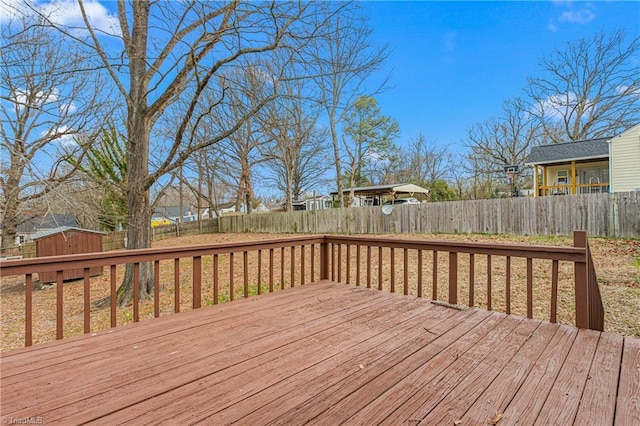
[610,124,640,192]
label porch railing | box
[537,183,609,196]
[0,232,603,350]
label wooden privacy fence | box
[220,192,640,238]
[0,232,602,350]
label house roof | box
[330,183,430,197]
[31,226,107,240]
[525,138,610,165]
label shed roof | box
[525,138,609,165]
[31,226,107,240]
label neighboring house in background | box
[3,213,78,246]
[609,124,640,193]
[525,124,640,196]
[291,195,333,211]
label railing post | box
[320,239,330,280]
[574,231,589,329]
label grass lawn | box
[1,232,638,352]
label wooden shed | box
[32,227,106,283]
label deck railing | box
[0,232,603,350]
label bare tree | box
[211,66,272,214]
[261,77,330,211]
[308,5,389,206]
[0,13,109,250]
[42,1,339,305]
[404,133,453,187]
[527,29,640,143]
[465,98,545,195]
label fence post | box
[320,238,330,280]
[573,230,589,329]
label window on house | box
[557,170,569,185]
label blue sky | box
[360,1,640,154]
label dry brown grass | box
[1,232,638,352]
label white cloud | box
[42,125,77,147]
[0,0,119,35]
[39,0,119,36]
[10,87,60,109]
[558,7,596,25]
[0,0,30,23]
[548,2,596,32]
[617,85,640,97]
[535,92,596,121]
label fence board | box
[220,192,639,238]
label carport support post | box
[574,231,589,329]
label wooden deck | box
[1,280,638,425]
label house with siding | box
[526,124,640,196]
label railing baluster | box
[133,263,140,322]
[551,260,559,323]
[338,244,342,282]
[357,245,361,287]
[243,251,249,298]
[378,246,383,291]
[193,256,202,308]
[527,257,533,318]
[469,253,475,307]
[505,256,511,315]
[230,252,235,301]
[487,255,492,311]
[417,249,423,298]
[449,252,458,304]
[432,251,438,300]
[213,254,219,304]
[84,267,91,333]
[154,260,160,317]
[280,247,285,290]
[366,245,371,289]
[346,244,351,284]
[311,244,315,283]
[174,258,180,313]
[25,273,32,347]
[301,245,305,286]
[331,243,335,281]
[390,247,395,293]
[403,248,408,295]
[110,265,117,327]
[290,245,295,287]
[269,249,274,292]
[56,270,63,340]
[257,249,262,295]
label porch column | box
[533,165,539,197]
[571,161,577,195]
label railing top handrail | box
[324,235,587,262]
[0,235,326,276]
[0,233,587,277]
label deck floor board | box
[1,280,637,425]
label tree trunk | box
[117,0,154,307]
[1,196,19,252]
[1,153,24,251]
[329,118,343,207]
